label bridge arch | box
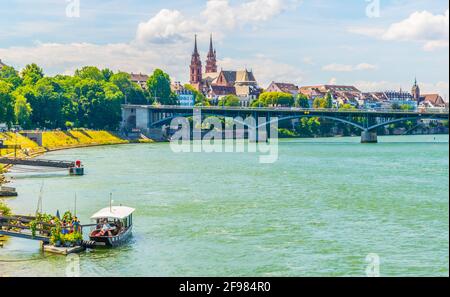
[366,117,446,131]
[150,113,367,131]
[150,112,447,132]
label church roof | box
[209,85,236,96]
[267,82,299,93]
[421,94,446,107]
[236,70,256,83]
[218,70,257,85]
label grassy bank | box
[41,130,129,150]
[1,130,143,185]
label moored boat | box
[89,206,135,247]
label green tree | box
[295,117,321,137]
[313,97,326,108]
[75,66,105,81]
[0,80,15,126]
[0,66,22,88]
[325,92,333,108]
[102,68,114,81]
[339,103,356,110]
[21,63,44,85]
[111,72,148,104]
[147,69,176,105]
[184,84,209,106]
[400,104,414,111]
[296,94,310,108]
[13,93,32,129]
[258,92,294,107]
[391,102,401,110]
[219,95,240,107]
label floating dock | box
[0,186,18,197]
[42,244,85,255]
[0,157,84,176]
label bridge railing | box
[131,105,449,115]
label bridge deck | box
[0,157,75,168]
[122,104,449,117]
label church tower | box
[411,77,420,101]
[190,35,202,88]
[205,34,217,73]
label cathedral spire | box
[205,34,218,73]
[209,34,214,54]
[190,35,202,89]
[194,34,199,55]
[412,76,420,101]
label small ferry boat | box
[89,206,135,247]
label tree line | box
[0,64,177,130]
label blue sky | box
[0,0,448,98]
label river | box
[1,135,448,276]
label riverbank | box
[1,130,151,185]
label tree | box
[0,66,22,88]
[21,63,44,85]
[257,92,294,107]
[75,66,105,81]
[391,102,401,110]
[296,94,310,108]
[313,97,325,108]
[74,79,124,129]
[102,68,114,81]
[400,104,414,111]
[325,92,333,108]
[147,69,176,105]
[184,84,209,106]
[13,93,32,129]
[295,117,321,137]
[111,72,148,104]
[0,81,15,126]
[339,103,356,110]
[219,95,240,107]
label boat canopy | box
[91,206,135,220]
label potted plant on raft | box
[74,232,83,246]
[63,233,72,247]
[50,232,62,247]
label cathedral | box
[189,35,260,105]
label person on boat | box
[98,222,112,237]
[72,217,80,233]
[61,221,69,235]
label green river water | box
[0,135,448,276]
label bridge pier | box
[361,130,378,143]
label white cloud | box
[349,9,449,51]
[328,77,337,85]
[322,63,377,72]
[135,0,298,45]
[135,9,200,44]
[0,0,298,84]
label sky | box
[0,0,448,99]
